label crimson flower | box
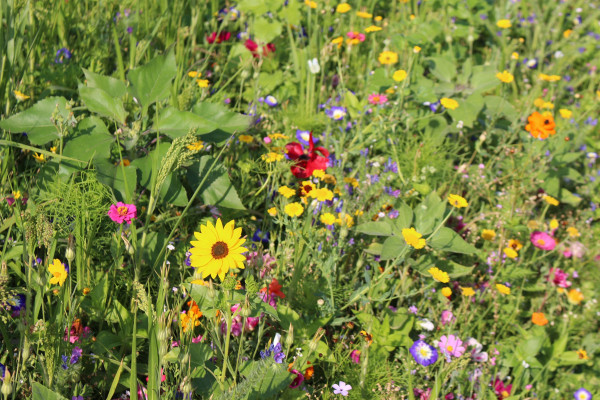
[493,378,512,399]
[245,39,276,58]
[207,31,231,44]
[285,133,329,179]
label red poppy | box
[285,133,329,179]
[261,278,285,299]
[245,39,276,58]
[207,31,231,44]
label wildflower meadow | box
[1,0,600,399]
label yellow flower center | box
[419,348,429,356]
[447,345,453,352]
[117,206,129,216]
[536,239,545,246]
[501,391,509,398]
[211,241,229,259]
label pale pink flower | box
[437,334,466,359]
[530,231,556,250]
[441,310,455,326]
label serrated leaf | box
[79,85,127,123]
[83,68,127,98]
[127,51,177,108]
[0,96,69,145]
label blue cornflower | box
[252,229,270,245]
[409,340,438,366]
[61,355,69,370]
[55,48,72,64]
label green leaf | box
[470,66,501,94]
[0,96,69,145]
[191,102,253,134]
[254,17,282,43]
[186,156,245,210]
[83,68,127,98]
[79,85,127,124]
[427,56,456,83]
[159,173,188,207]
[381,236,408,260]
[94,159,138,202]
[355,221,393,236]
[154,106,216,138]
[32,382,68,400]
[63,117,114,161]
[127,51,177,108]
[429,227,477,254]
[448,93,483,128]
[414,193,445,235]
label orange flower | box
[304,361,314,380]
[525,111,556,139]
[531,312,548,326]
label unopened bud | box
[121,234,135,255]
[1,368,12,396]
[66,235,75,263]
[285,323,294,348]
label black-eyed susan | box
[189,219,248,281]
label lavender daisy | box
[326,106,347,120]
[409,339,438,366]
[574,388,592,400]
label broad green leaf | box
[413,254,474,278]
[448,93,483,128]
[32,382,68,400]
[381,235,408,260]
[279,0,301,25]
[0,96,69,145]
[254,17,282,43]
[427,56,456,83]
[470,66,501,94]
[355,221,393,236]
[127,51,177,108]
[94,159,138,202]
[414,192,445,235]
[83,68,127,98]
[79,85,127,124]
[484,95,517,121]
[154,106,216,138]
[159,173,188,207]
[191,102,253,134]
[190,342,212,370]
[429,227,477,254]
[186,156,245,210]
[63,117,114,161]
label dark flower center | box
[211,241,229,259]
[543,119,550,125]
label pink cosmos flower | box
[561,241,585,258]
[438,334,466,359]
[368,93,388,105]
[530,231,556,250]
[441,310,455,326]
[108,202,137,224]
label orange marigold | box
[531,312,548,326]
[525,111,556,139]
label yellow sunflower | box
[189,219,248,281]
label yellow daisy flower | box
[496,283,511,295]
[448,194,468,208]
[278,186,296,198]
[402,227,426,249]
[428,267,449,283]
[378,51,398,65]
[461,287,476,297]
[320,212,336,225]
[48,259,68,286]
[440,98,459,110]
[285,202,304,217]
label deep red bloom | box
[285,133,329,179]
[208,31,231,44]
[493,379,512,399]
[245,39,276,58]
[265,278,285,299]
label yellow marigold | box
[550,219,559,230]
[336,3,351,13]
[337,213,354,227]
[365,25,382,33]
[496,283,511,295]
[567,289,584,305]
[278,186,296,198]
[511,52,519,60]
[413,46,421,53]
[543,195,559,206]
[428,267,449,283]
[320,212,336,225]
[441,287,452,297]
[496,19,512,29]
[344,177,359,187]
[267,207,277,217]
[13,90,30,101]
[374,16,382,21]
[188,71,201,78]
[503,247,518,259]
[531,312,548,326]
[448,194,468,208]
[310,187,334,202]
[441,98,459,110]
[239,134,253,143]
[539,73,561,82]
[305,0,317,8]
[285,202,304,217]
[197,79,210,88]
[332,36,344,47]
[187,140,204,151]
[563,29,573,38]
[461,287,476,297]
[402,227,426,249]
[378,51,398,65]
[393,69,407,82]
[410,14,416,20]
[508,239,523,251]
[299,180,316,196]
[323,174,337,185]
[567,226,580,237]
[262,152,284,163]
[496,70,514,83]
[559,109,572,118]
[269,133,289,140]
[576,349,589,360]
[356,11,372,18]
[481,229,496,241]
[311,169,325,179]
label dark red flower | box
[289,369,304,388]
[245,39,276,58]
[285,133,329,179]
[208,31,231,44]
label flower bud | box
[285,323,294,349]
[65,234,75,263]
[1,368,12,396]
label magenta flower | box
[108,202,137,224]
[437,334,466,359]
[441,310,455,326]
[350,350,361,364]
[547,268,572,288]
[530,231,556,250]
[289,369,304,389]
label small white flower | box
[554,51,564,58]
[167,243,175,251]
[522,360,529,368]
[419,318,434,331]
[308,58,320,74]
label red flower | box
[245,39,276,58]
[493,379,512,399]
[285,133,329,179]
[208,31,231,44]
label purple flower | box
[61,355,69,370]
[408,305,418,314]
[332,381,352,396]
[574,388,592,400]
[296,129,318,146]
[326,106,347,120]
[70,346,82,364]
[55,48,72,64]
[265,95,278,107]
[410,340,438,366]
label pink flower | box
[350,349,361,364]
[530,231,556,250]
[346,31,366,42]
[441,310,455,326]
[192,335,203,343]
[368,93,388,105]
[108,202,137,224]
[289,369,304,389]
[547,268,572,288]
[437,334,466,359]
[493,378,512,399]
